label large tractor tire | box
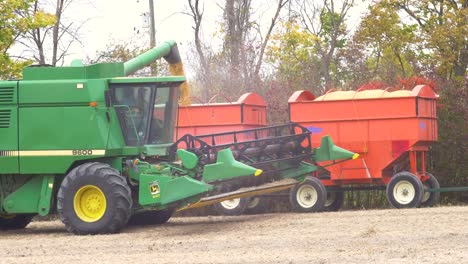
[323,188,344,212]
[214,198,249,216]
[420,173,440,207]
[57,162,132,235]
[128,209,174,226]
[0,214,34,230]
[289,176,326,212]
[386,171,424,208]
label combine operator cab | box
[111,82,178,146]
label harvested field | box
[1,206,467,264]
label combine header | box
[0,40,356,234]
[176,92,268,214]
[172,123,358,213]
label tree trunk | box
[52,0,64,66]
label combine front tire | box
[420,173,440,207]
[386,172,424,208]
[57,162,132,235]
[214,198,249,216]
[128,209,174,226]
[0,214,34,230]
[290,176,326,212]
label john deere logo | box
[149,181,160,195]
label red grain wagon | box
[288,85,439,209]
[177,92,266,140]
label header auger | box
[0,40,356,234]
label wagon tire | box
[214,198,249,216]
[324,188,344,212]
[290,176,326,212]
[420,173,440,207]
[0,214,34,230]
[57,162,132,235]
[128,209,174,226]
[245,197,267,214]
[386,171,424,208]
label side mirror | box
[104,90,112,108]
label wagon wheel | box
[214,198,249,216]
[420,173,440,207]
[289,176,326,212]
[323,188,344,212]
[0,214,35,230]
[57,162,132,235]
[386,171,424,208]
[245,197,267,214]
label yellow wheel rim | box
[73,185,107,222]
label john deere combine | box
[0,41,357,234]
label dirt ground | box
[1,206,467,264]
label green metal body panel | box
[18,106,110,173]
[22,62,124,81]
[110,76,185,84]
[314,135,358,162]
[176,149,199,170]
[3,175,54,216]
[139,172,212,208]
[202,149,260,183]
[0,81,19,173]
[132,149,264,209]
[279,162,317,181]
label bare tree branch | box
[187,0,208,71]
[254,0,290,76]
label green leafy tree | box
[297,0,353,89]
[0,0,54,78]
[347,2,419,85]
[266,20,322,94]
[387,0,467,80]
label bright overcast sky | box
[66,0,219,63]
[16,0,370,66]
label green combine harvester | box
[0,41,357,234]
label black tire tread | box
[420,173,440,207]
[386,171,424,209]
[324,189,344,212]
[128,209,173,226]
[0,214,34,230]
[245,197,267,215]
[57,162,132,235]
[289,176,327,213]
[213,198,249,216]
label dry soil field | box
[1,206,467,264]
